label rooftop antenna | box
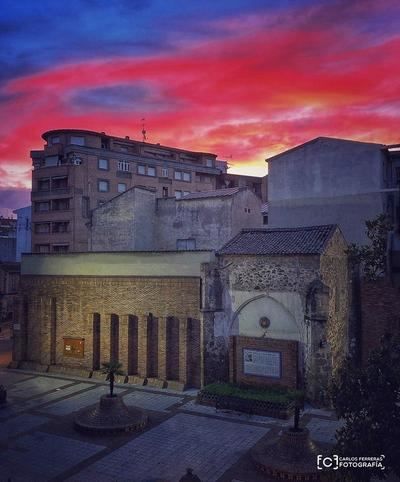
[141,118,147,142]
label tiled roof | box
[180,187,241,200]
[261,202,268,214]
[218,225,337,256]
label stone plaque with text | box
[243,348,281,378]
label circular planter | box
[74,394,148,434]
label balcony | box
[31,187,71,199]
[116,171,132,179]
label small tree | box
[101,361,124,397]
[347,214,392,281]
[330,334,400,481]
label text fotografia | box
[317,455,385,471]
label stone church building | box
[13,224,349,399]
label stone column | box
[138,315,149,377]
[158,317,167,380]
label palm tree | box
[101,361,124,397]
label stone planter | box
[196,391,294,419]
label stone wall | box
[15,275,202,388]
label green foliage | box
[347,214,392,281]
[330,334,400,481]
[101,361,124,397]
[201,382,303,404]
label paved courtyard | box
[0,368,342,481]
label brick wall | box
[16,275,202,387]
[360,280,400,364]
[229,336,298,389]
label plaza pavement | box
[0,367,342,482]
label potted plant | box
[101,361,124,397]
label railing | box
[31,187,71,199]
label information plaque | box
[243,349,281,378]
[63,337,85,358]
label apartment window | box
[52,221,69,233]
[205,159,214,167]
[52,176,68,190]
[98,180,109,192]
[44,156,59,167]
[176,239,196,250]
[38,178,50,191]
[263,214,269,225]
[98,158,109,170]
[35,201,50,212]
[175,170,190,182]
[117,160,130,172]
[162,187,169,198]
[70,136,85,146]
[101,137,110,149]
[52,244,69,253]
[34,223,50,234]
[52,198,70,211]
[175,190,183,199]
[244,207,251,213]
[161,168,168,178]
[51,136,60,144]
[118,183,127,193]
[147,166,156,177]
[35,244,50,253]
[138,165,146,175]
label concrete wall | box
[21,251,214,277]
[268,138,386,243]
[155,196,233,250]
[155,189,262,251]
[14,206,32,261]
[90,187,156,251]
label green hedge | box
[201,382,303,404]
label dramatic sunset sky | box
[1,0,399,215]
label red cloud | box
[0,1,399,192]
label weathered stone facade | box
[202,226,350,401]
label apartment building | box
[31,129,230,252]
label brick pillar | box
[119,315,129,373]
[158,317,167,380]
[12,296,23,363]
[100,313,111,366]
[138,315,149,377]
[179,318,189,385]
[40,297,52,365]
